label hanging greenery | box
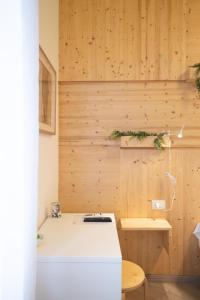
[110,130,167,150]
[190,63,200,93]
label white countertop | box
[38,213,122,263]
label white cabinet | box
[36,213,122,300]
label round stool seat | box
[122,260,145,293]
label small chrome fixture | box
[177,126,184,138]
[165,172,176,185]
[164,171,176,211]
[167,126,184,139]
[51,202,61,218]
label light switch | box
[151,200,166,210]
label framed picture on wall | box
[39,46,56,134]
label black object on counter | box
[83,217,112,222]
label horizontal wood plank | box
[120,218,172,231]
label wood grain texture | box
[120,218,172,231]
[121,136,200,148]
[59,0,188,81]
[126,281,200,299]
[187,0,200,68]
[59,81,200,275]
[120,136,171,149]
[59,81,199,139]
[122,260,145,291]
[59,0,200,276]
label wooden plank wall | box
[60,0,188,81]
[59,0,200,275]
[187,0,200,67]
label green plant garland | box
[190,63,200,93]
[110,130,167,150]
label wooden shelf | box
[120,136,200,149]
[120,136,171,148]
[120,218,172,231]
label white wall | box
[0,1,38,299]
[38,0,59,226]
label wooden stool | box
[122,260,147,300]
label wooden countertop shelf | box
[120,218,172,231]
[120,136,171,148]
[120,136,200,149]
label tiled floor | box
[126,282,200,300]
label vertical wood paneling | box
[59,82,200,275]
[159,0,169,79]
[59,0,200,276]
[187,0,200,67]
[59,0,187,81]
[59,145,121,215]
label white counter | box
[36,213,122,300]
